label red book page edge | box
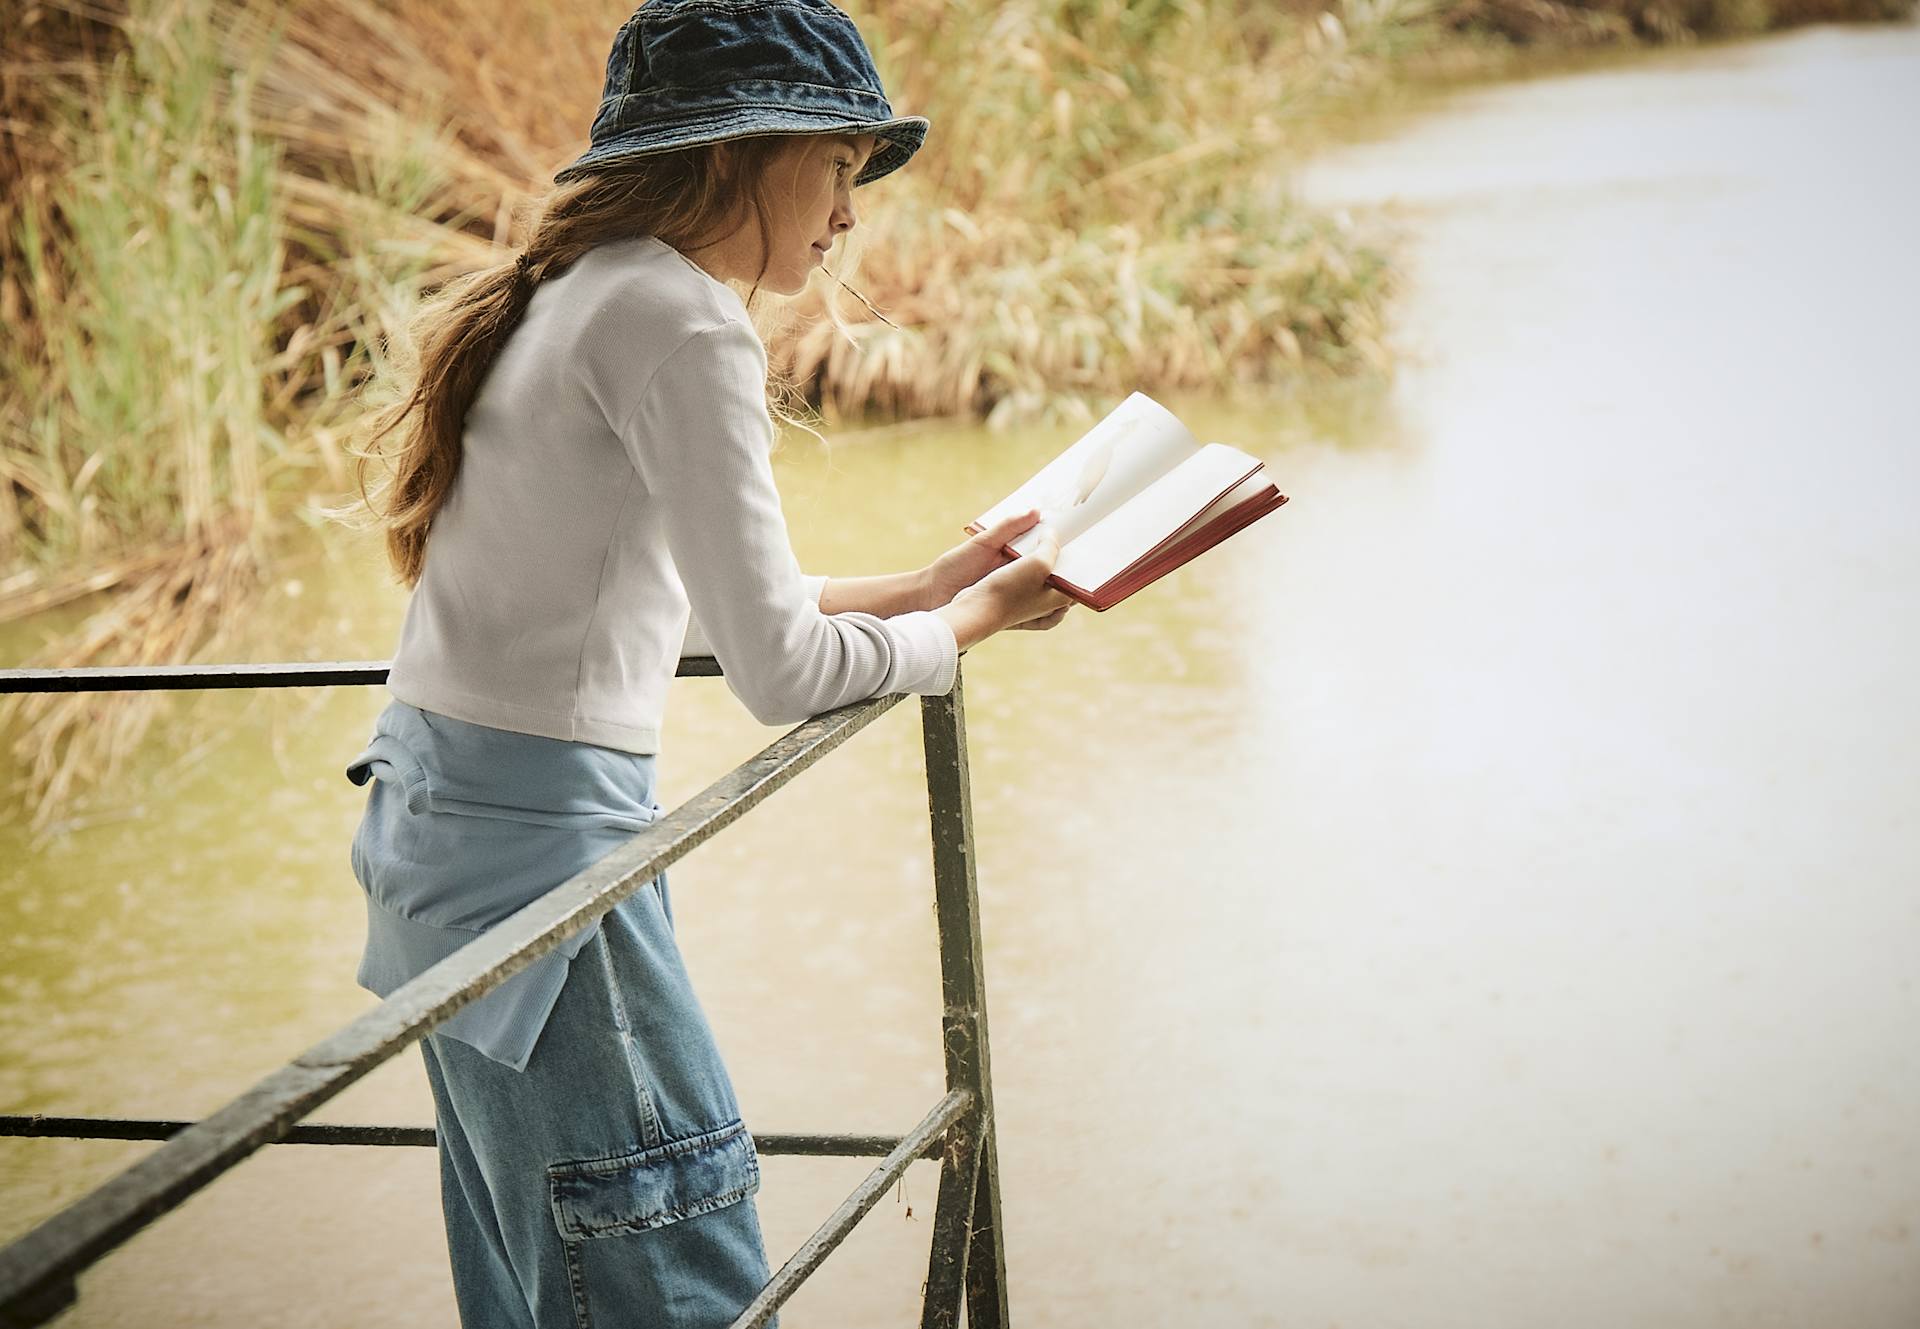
[1086,486,1288,610]
[963,477,1288,611]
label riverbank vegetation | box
[3,0,1913,826]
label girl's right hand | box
[934,526,1074,650]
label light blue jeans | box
[347,702,775,1327]
[418,886,776,1328]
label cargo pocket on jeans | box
[548,1122,769,1327]
[547,1120,760,1239]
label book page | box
[1160,471,1274,548]
[1053,444,1263,593]
[971,393,1199,556]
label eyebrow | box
[832,137,876,166]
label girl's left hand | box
[924,509,1051,610]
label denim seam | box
[559,1176,760,1242]
[563,1239,597,1329]
[592,931,667,1151]
[641,0,859,21]
[600,96,890,125]
[613,81,886,103]
[552,1118,749,1176]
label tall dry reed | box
[6,0,1912,825]
[0,0,454,830]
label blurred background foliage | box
[0,0,1911,823]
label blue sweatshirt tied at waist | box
[347,701,665,1071]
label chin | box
[746,262,807,298]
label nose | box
[831,189,857,236]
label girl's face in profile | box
[755,133,876,294]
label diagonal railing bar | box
[725,1089,975,1329]
[0,656,1014,1328]
[0,1116,938,1159]
[0,689,903,1324]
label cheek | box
[783,183,825,237]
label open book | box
[968,393,1289,611]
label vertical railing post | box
[919,666,1010,1329]
[0,662,1025,1326]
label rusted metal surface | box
[0,659,1015,1329]
[0,1278,71,1329]
[726,1089,974,1329]
[0,1116,934,1159]
[0,657,722,694]
[966,1130,1007,1327]
[0,1116,439,1149]
[0,689,901,1325]
[921,680,1010,1329]
[919,1028,985,1329]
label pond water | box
[3,19,1918,1328]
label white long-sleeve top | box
[385,236,957,753]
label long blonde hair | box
[355,139,787,586]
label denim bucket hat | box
[555,0,929,187]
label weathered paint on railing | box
[0,659,1008,1328]
[727,1089,975,1329]
[0,1116,940,1158]
[920,681,1009,1329]
[0,657,720,693]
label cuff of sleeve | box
[885,609,959,698]
[801,574,829,607]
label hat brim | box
[554,108,928,187]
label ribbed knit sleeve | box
[681,575,828,659]
[625,321,956,724]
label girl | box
[346,2,1068,1326]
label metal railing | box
[0,659,1007,1329]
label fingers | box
[1013,603,1072,631]
[977,507,1043,547]
[984,526,1058,588]
[1023,525,1061,572]
[971,523,1067,636]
